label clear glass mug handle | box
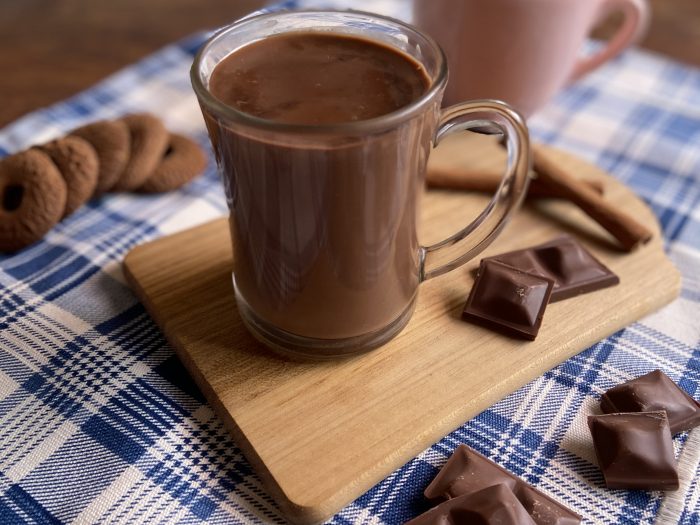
[420,99,531,281]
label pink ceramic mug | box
[413,0,649,117]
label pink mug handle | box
[569,0,650,82]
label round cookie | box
[0,149,67,252]
[112,113,169,191]
[38,136,99,217]
[138,134,208,193]
[71,119,130,194]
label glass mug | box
[191,10,530,359]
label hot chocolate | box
[193,11,531,356]
[205,32,433,341]
[209,32,429,125]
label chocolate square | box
[462,259,554,340]
[424,444,518,500]
[514,484,582,525]
[487,236,619,302]
[424,445,581,524]
[600,369,700,434]
[587,411,678,491]
[407,484,536,525]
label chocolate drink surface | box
[206,32,434,340]
[209,32,429,125]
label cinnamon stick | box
[426,167,605,199]
[532,145,653,251]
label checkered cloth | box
[1,0,699,523]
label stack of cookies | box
[0,113,207,252]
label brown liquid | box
[206,32,434,340]
[209,32,428,125]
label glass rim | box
[190,9,448,135]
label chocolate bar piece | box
[462,259,554,340]
[407,484,536,525]
[588,411,679,491]
[601,369,700,434]
[486,236,619,302]
[424,445,581,524]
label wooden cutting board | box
[123,136,680,524]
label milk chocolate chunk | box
[462,260,554,340]
[514,484,581,525]
[486,236,619,302]
[588,412,679,491]
[408,484,536,525]
[601,370,700,434]
[425,445,581,524]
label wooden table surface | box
[1,0,699,129]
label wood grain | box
[123,142,680,524]
[0,0,266,127]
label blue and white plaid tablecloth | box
[1,1,699,523]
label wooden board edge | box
[248,216,683,514]
[119,171,684,523]
[294,257,683,519]
[123,254,331,525]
